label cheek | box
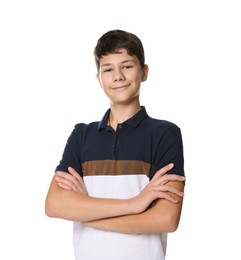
[134,75,143,84]
[98,77,106,88]
[99,74,111,85]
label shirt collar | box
[98,106,148,130]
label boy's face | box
[97,49,148,106]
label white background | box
[0,0,240,259]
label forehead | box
[100,49,137,65]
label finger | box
[159,174,186,185]
[57,182,72,190]
[68,167,86,189]
[68,167,82,181]
[68,167,88,194]
[55,175,80,192]
[57,180,87,195]
[55,169,88,194]
[158,185,184,197]
[56,171,77,182]
[153,163,174,179]
[55,172,82,192]
[157,192,179,203]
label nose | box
[113,69,125,82]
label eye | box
[103,68,112,73]
[123,65,133,69]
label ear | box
[141,64,149,82]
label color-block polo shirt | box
[56,106,185,260]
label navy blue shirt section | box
[56,106,185,179]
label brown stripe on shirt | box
[82,160,151,177]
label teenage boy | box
[45,29,185,260]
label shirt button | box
[118,124,122,129]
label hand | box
[55,167,88,195]
[129,163,185,214]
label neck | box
[109,102,141,130]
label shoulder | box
[66,122,100,144]
[73,121,100,134]
[73,109,109,133]
[145,116,180,134]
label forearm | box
[45,169,185,225]
[86,182,184,234]
[45,177,134,222]
[86,201,182,233]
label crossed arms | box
[45,163,185,234]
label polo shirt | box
[56,106,185,260]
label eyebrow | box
[100,59,135,68]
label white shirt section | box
[73,175,167,260]
[84,174,149,199]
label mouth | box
[112,84,130,91]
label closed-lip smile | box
[112,84,129,90]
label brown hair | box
[94,29,145,71]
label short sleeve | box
[150,125,185,179]
[55,125,82,176]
